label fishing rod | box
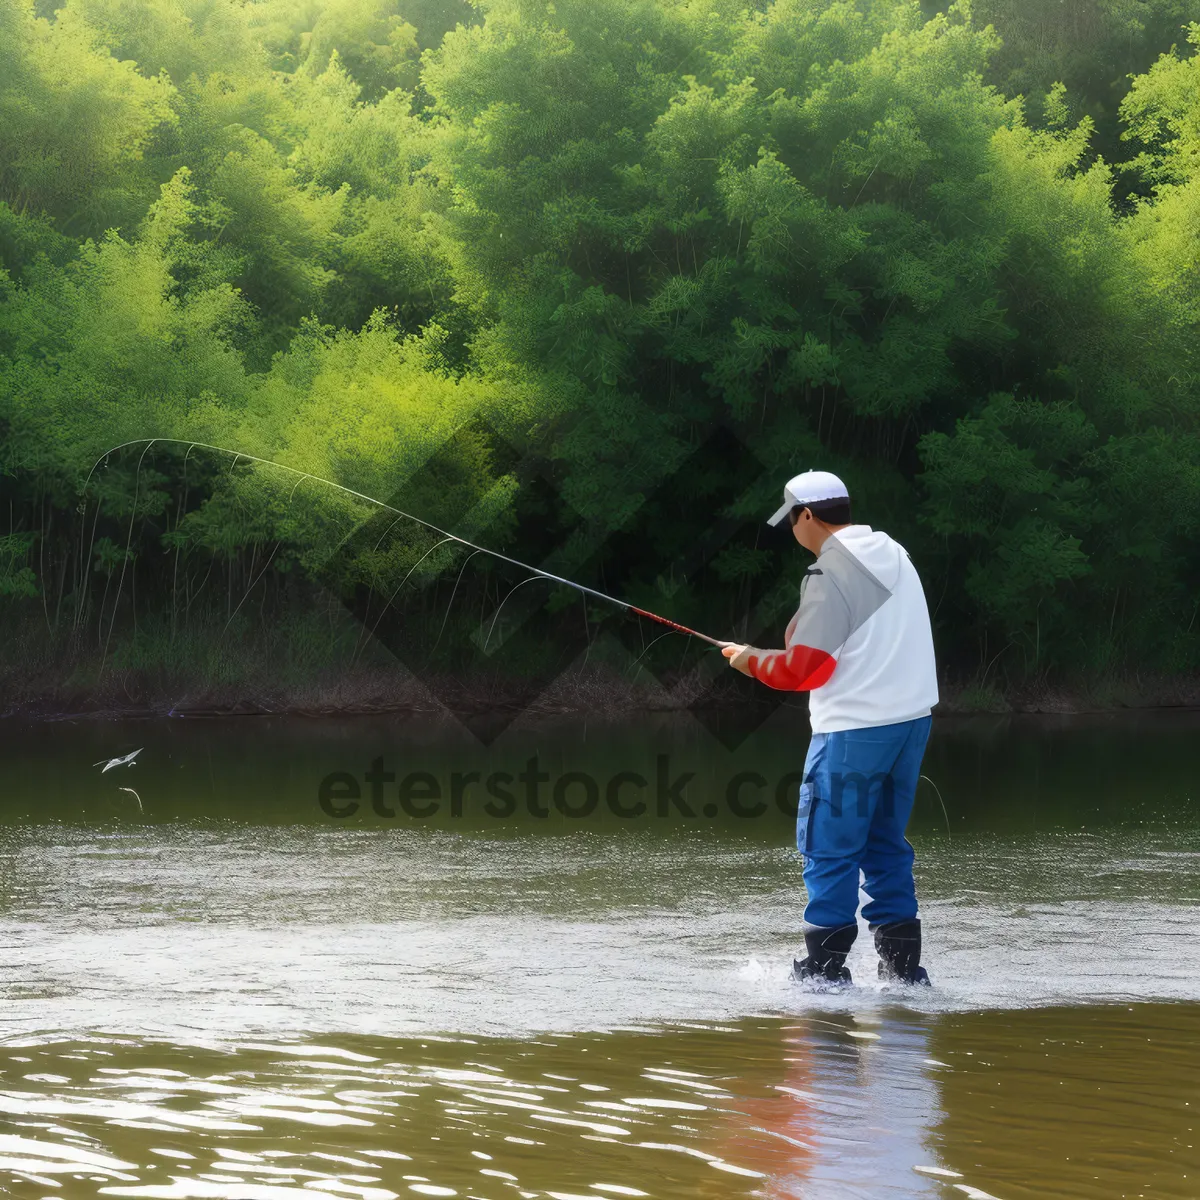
[85,438,734,650]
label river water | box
[1,710,1198,1199]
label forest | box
[2,0,1200,714]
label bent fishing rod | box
[86,438,733,649]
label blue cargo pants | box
[797,715,932,929]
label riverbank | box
[5,652,1200,722]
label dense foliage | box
[2,0,1200,700]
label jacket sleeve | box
[731,642,837,691]
[731,567,852,692]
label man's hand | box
[722,643,751,675]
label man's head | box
[767,470,853,553]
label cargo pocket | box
[796,780,816,856]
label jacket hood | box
[826,524,904,590]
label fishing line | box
[221,541,280,635]
[919,774,951,838]
[626,629,675,676]
[482,575,550,651]
[86,438,733,649]
[100,439,154,672]
[118,786,143,814]
[354,534,457,664]
[433,548,483,652]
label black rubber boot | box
[873,919,930,985]
[791,923,857,988]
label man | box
[722,470,938,987]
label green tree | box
[0,0,175,235]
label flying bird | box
[93,748,143,773]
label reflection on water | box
[2,1007,1198,1200]
[0,1017,972,1200]
[1,712,1199,1198]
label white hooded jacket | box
[733,525,939,733]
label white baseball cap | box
[767,470,850,526]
